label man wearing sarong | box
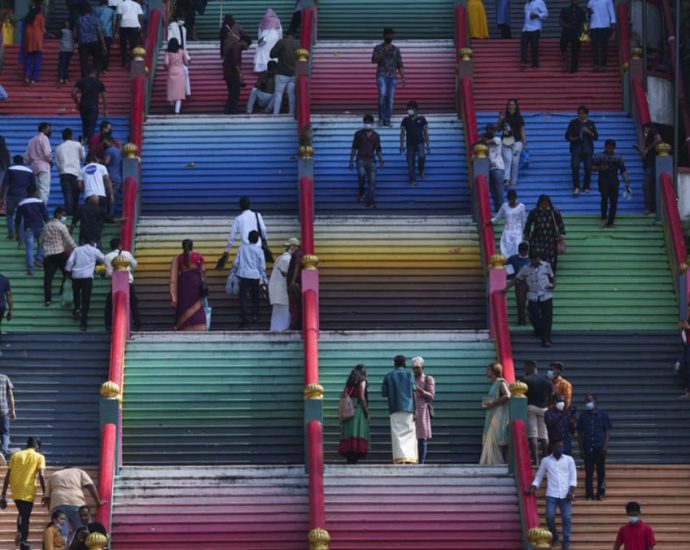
[381,355,418,464]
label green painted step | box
[495,215,678,331]
[122,334,305,465]
[319,333,496,464]
[0,224,118,332]
[194,1,295,41]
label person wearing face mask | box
[40,207,76,307]
[528,440,576,550]
[544,393,576,455]
[548,362,572,408]
[400,100,430,187]
[349,114,384,209]
[613,501,656,550]
[576,393,612,500]
[371,27,405,128]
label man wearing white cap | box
[269,237,300,331]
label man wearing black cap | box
[371,27,405,127]
[613,501,656,550]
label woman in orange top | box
[43,510,67,550]
[23,2,46,84]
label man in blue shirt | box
[102,136,122,214]
[230,230,267,329]
[381,355,417,464]
[577,393,612,500]
[14,184,49,276]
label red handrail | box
[512,420,540,532]
[475,175,496,262]
[459,77,478,159]
[616,4,630,68]
[660,172,687,268]
[303,289,319,386]
[491,291,515,383]
[144,9,162,73]
[631,77,651,127]
[307,420,326,528]
[120,177,137,251]
[130,75,145,152]
[455,4,468,55]
[300,176,314,255]
[96,423,116,527]
[300,6,314,51]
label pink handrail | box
[144,9,162,73]
[491,291,515,383]
[307,420,326,528]
[512,420,540,532]
[475,175,496,262]
[616,4,630,68]
[460,77,478,159]
[631,77,651,127]
[96,423,116,527]
[660,172,687,270]
[454,4,468,56]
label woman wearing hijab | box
[165,38,188,114]
[524,194,566,271]
[254,8,282,73]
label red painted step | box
[312,40,457,114]
[472,39,622,112]
[0,41,132,116]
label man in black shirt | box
[71,67,108,139]
[559,0,586,73]
[349,114,384,209]
[592,139,630,228]
[565,105,598,195]
[638,122,662,215]
[246,61,277,113]
[70,194,116,246]
[400,100,430,187]
[523,360,553,464]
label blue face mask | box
[547,370,555,380]
[585,402,595,411]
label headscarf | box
[259,8,281,30]
[536,194,553,210]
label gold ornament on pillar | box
[473,143,488,159]
[298,145,315,159]
[132,46,146,60]
[631,47,643,60]
[509,380,528,398]
[489,254,507,269]
[460,48,473,61]
[304,383,324,400]
[85,531,109,550]
[100,381,120,399]
[302,255,319,270]
[680,257,690,274]
[308,528,331,550]
[655,142,671,156]
[123,143,138,159]
[527,527,553,548]
[112,255,132,272]
[295,48,310,62]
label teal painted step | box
[193,0,295,40]
[319,333,496,464]
[122,334,305,465]
[317,0,456,40]
[0,225,118,332]
[498,215,678,331]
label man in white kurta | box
[268,237,299,331]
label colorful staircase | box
[140,116,298,215]
[133,216,299,330]
[192,0,295,41]
[315,216,485,330]
[0,43,133,115]
[476,112,645,212]
[325,465,522,549]
[110,466,308,549]
[319,333,496,463]
[312,40,456,114]
[312,114,469,213]
[482,0,570,38]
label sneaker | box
[26,271,33,277]
[364,203,377,209]
[357,193,364,203]
[573,188,580,196]
[80,325,87,332]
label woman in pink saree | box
[169,239,207,331]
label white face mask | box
[363,123,372,130]
[628,516,640,524]
[555,402,565,411]
[407,109,415,116]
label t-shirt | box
[614,521,656,550]
[223,42,243,79]
[59,28,74,52]
[77,14,101,44]
[80,162,109,198]
[500,113,525,142]
[8,448,46,502]
[506,253,529,279]
[95,6,115,37]
[401,115,428,147]
[0,275,10,310]
[351,129,382,162]
[523,373,552,407]
[104,145,122,183]
[45,468,94,509]
[75,77,105,110]
[117,0,143,28]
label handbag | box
[551,209,567,254]
[519,149,530,171]
[225,273,239,295]
[61,279,73,308]
[338,389,356,424]
[255,212,274,263]
[428,402,435,419]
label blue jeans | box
[376,75,397,125]
[24,51,43,81]
[545,496,572,548]
[24,227,44,273]
[406,143,426,184]
[58,51,72,81]
[417,439,428,464]
[489,168,505,212]
[357,159,377,206]
[0,413,10,458]
[52,504,81,541]
[570,144,592,191]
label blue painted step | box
[1,116,130,209]
[476,112,645,214]
[141,116,299,216]
[0,333,110,465]
[312,115,470,214]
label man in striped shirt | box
[40,207,76,306]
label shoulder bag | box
[338,387,355,424]
[551,210,567,254]
[255,212,274,263]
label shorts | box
[527,404,548,440]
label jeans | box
[105,283,142,331]
[417,439,428,464]
[5,196,21,238]
[273,74,296,114]
[528,297,553,343]
[44,252,69,302]
[58,51,72,81]
[406,143,426,184]
[571,144,593,190]
[560,32,581,72]
[52,504,81,541]
[501,141,523,186]
[35,170,51,204]
[80,105,99,139]
[61,173,80,216]
[72,277,94,329]
[239,277,260,321]
[357,159,377,206]
[24,51,43,81]
[600,181,619,225]
[225,75,241,114]
[520,30,541,67]
[584,447,607,498]
[545,496,572,548]
[489,168,505,212]
[247,87,275,113]
[15,499,33,546]
[119,27,141,66]
[590,27,610,67]
[24,227,44,273]
[376,75,397,125]
[0,413,10,458]
[643,163,656,212]
[78,42,101,78]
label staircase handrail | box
[616,3,631,70]
[511,419,540,546]
[459,77,479,160]
[659,171,689,313]
[631,76,651,127]
[144,9,163,118]
[454,3,468,54]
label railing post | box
[655,143,673,223]
[616,4,631,112]
[307,420,329,550]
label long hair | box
[0,137,9,171]
[46,509,64,529]
[182,239,193,268]
[25,3,41,25]
[345,364,369,402]
[504,98,522,118]
[167,37,180,53]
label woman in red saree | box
[169,239,207,331]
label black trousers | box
[44,252,69,302]
[80,105,99,139]
[15,499,33,545]
[528,298,553,342]
[571,145,593,190]
[60,173,80,216]
[590,27,610,67]
[105,283,142,331]
[600,181,619,225]
[72,277,93,328]
[520,30,541,67]
[239,277,260,321]
[225,75,241,114]
[643,162,656,213]
[515,279,527,324]
[499,24,512,39]
[78,42,101,78]
[584,447,607,497]
[560,32,581,72]
[102,36,113,71]
[119,27,141,66]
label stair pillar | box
[507,381,528,475]
[655,142,673,223]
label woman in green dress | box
[480,362,511,465]
[338,364,371,464]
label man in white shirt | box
[480,124,505,212]
[66,240,105,331]
[55,128,85,216]
[104,237,141,331]
[79,153,114,209]
[230,230,267,328]
[216,196,268,269]
[521,0,549,69]
[114,0,144,68]
[529,441,577,550]
[587,0,616,71]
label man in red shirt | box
[613,501,656,550]
[223,34,251,114]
